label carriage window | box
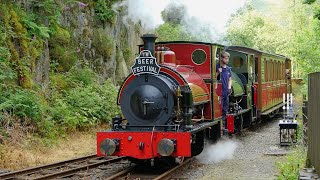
[277,62,280,80]
[192,49,207,65]
[271,61,274,81]
[264,60,267,82]
[232,56,244,68]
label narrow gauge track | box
[0,155,128,180]
[107,157,193,180]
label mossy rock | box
[50,44,79,72]
[92,29,114,59]
[29,38,44,60]
[122,46,132,63]
[50,26,71,45]
[20,73,33,89]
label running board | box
[227,108,251,116]
[261,103,284,115]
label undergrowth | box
[276,147,307,180]
[0,66,120,145]
[0,1,122,146]
[0,0,134,170]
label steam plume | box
[113,0,247,41]
[196,139,238,164]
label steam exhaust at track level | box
[196,139,238,164]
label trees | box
[304,0,320,20]
[225,0,320,79]
[155,2,213,42]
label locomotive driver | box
[216,51,232,133]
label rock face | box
[35,1,142,86]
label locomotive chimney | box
[141,34,157,56]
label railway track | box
[0,155,193,180]
[0,155,128,180]
[107,157,194,180]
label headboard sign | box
[131,50,160,76]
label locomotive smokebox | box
[141,34,157,56]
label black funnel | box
[141,34,157,56]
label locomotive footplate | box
[189,119,220,133]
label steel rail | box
[33,157,127,180]
[104,157,193,180]
[0,154,98,179]
[105,166,135,180]
[0,155,126,180]
[153,157,193,180]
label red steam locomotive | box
[97,34,292,164]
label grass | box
[0,125,108,170]
[276,146,307,180]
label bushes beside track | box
[0,67,120,142]
[276,146,307,180]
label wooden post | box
[307,72,320,173]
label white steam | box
[113,0,247,41]
[196,139,238,164]
[180,0,247,36]
[113,0,171,30]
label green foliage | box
[35,118,58,140]
[50,79,120,130]
[156,23,196,41]
[276,147,307,180]
[0,1,123,142]
[0,59,16,83]
[92,29,114,58]
[50,44,79,72]
[67,67,97,86]
[50,26,70,45]
[67,82,119,121]
[225,7,267,48]
[49,73,69,91]
[156,2,213,42]
[225,1,320,79]
[47,67,120,131]
[29,0,62,23]
[0,47,11,62]
[303,0,320,20]
[0,89,44,122]
[161,3,186,25]
[21,11,50,39]
[94,0,117,24]
[122,46,132,63]
[1,5,35,88]
[304,0,317,4]
[0,46,16,83]
[49,25,79,72]
[0,23,11,67]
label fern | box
[22,18,50,39]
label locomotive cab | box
[227,50,255,110]
[222,50,256,133]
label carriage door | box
[248,55,256,119]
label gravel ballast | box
[175,120,288,179]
